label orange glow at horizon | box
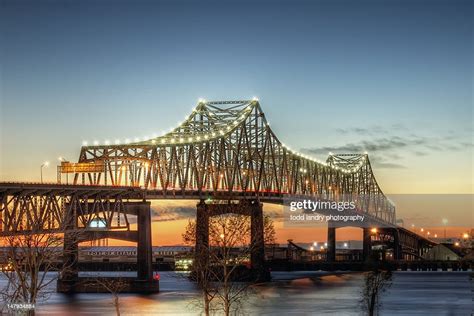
[104,222,472,246]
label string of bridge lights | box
[80,98,369,174]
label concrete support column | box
[393,230,402,260]
[327,226,336,262]
[62,202,78,281]
[137,201,152,281]
[363,227,372,261]
[195,200,209,268]
[250,200,267,280]
[62,232,79,280]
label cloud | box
[302,136,425,155]
[370,159,406,169]
[335,124,403,136]
[413,151,428,157]
[301,132,470,169]
[147,202,285,223]
[151,205,195,222]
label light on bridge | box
[82,141,88,146]
[463,233,469,239]
[93,140,99,146]
[371,228,378,234]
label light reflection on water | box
[0,271,471,315]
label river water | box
[0,271,472,315]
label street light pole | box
[58,157,69,184]
[40,161,49,183]
[442,218,448,239]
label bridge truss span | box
[63,99,395,225]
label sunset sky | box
[1,0,472,244]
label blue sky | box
[1,0,472,194]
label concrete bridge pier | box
[136,201,153,282]
[250,200,267,281]
[393,229,402,260]
[326,226,336,262]
[195,200,210,269]
[362,227,372,261]
[58,204,79,287]
[60,231,79,284]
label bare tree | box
[361,269,392,316]
[183,212,275,316]
[0,230,81,316]
[208,214,252,316]
[185,244,217,316]
[183,214,276,247]
[92,277,128,316]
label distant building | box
[266,240,363,262]
[79,246,192,263]
[423,243,464,261]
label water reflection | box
[0,271,471,315]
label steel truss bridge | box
[67,100,395,222]
[0,100,435,291]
